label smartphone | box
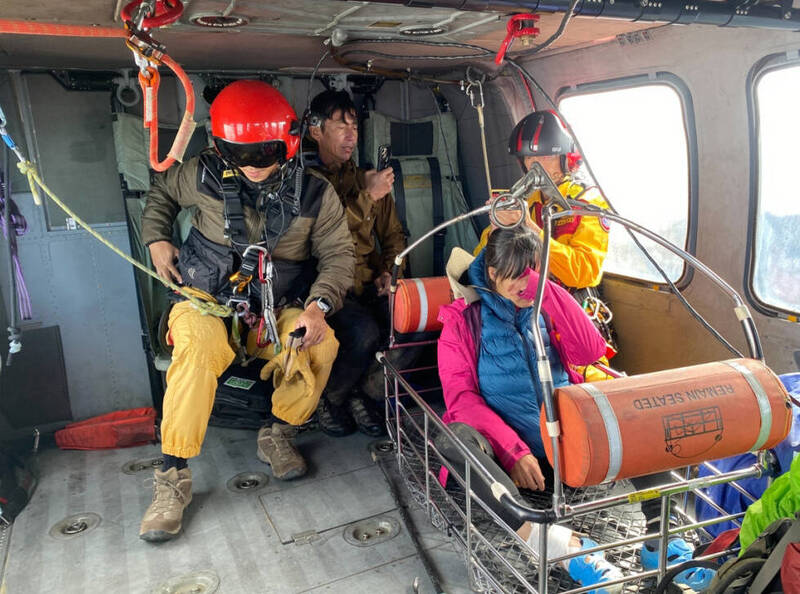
[377,144,392,171]
[289,327,307,340]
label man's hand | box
[509,454,546,491]
[374,271,392,297]
[148,240,182,284]
[294,302,330,350]
[365,168,395,202]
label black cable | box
[504,57,744,358]
[300,48,331,173]
[305,49,330,118]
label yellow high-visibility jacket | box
[474,179,610,289]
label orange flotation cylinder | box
[393,277,453,334]
[55,407,157,450]
[542,358,791,487]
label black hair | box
[309,90,356,128]
[484,226,540,288]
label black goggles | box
[214,138,286,168]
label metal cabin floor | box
[0,427,471,594]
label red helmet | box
[210,80,300,167]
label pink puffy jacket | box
[437,269,607,472]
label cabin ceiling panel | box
[0,0,661,70]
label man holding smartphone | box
[307,89,406,437]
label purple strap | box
[0,171,32,320]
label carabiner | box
[256,316,271,348]
[257,250,273,284]
[229,270,254,294]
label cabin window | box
[559,79,694,284]
[750,63,800,316]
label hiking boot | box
[641,536,715,590]
[317,396,356,437]
[568,538,624,594]
[139,467,192,542]
[257,422,307,480]
[348,395,386,437]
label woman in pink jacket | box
[436,226,622,593]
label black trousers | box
[326,288,422,405]
[325,294,382,406]
[630,472,683,524]
[435,422,555,531]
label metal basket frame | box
[378,170,772,593]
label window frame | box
[745,51,800,320]
[556,72,699,289]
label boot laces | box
[269,431,297,460]
[149,476,187,515]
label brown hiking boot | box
[257,422,307,480]
[139,467,192,542]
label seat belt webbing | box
[428,157,445,277]
[389,158,412,276]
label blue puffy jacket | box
[469,252,569,457]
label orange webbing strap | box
[137,55,196,172]
[0,19,128,38]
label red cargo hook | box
[121,0,184,29]
[495,13,541,65]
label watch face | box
[316,298,331,313]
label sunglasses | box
[214,138,286,168]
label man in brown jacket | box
[139,80,354,542]
[307,90,407,437]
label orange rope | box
[0,19,127,38]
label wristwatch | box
[314,297,332,314]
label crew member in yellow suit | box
[475,110,613,380]
[474,110,609,289]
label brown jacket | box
[313,159,406,295]
[141,154,354,312]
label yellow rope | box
[17,160,232,318]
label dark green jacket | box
[141,153,354,312]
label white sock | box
[525,523,581,568]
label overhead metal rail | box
[340,0,800,31]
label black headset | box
[305,109,323,129]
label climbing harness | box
[218,162,308,356]
[582,293,613,325]
[122,0,197,172]
[227,245,279,351]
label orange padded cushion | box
[541,358,791,487]
[393,277,453,334]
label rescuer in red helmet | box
[139,80,354,542]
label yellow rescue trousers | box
[160,301,340,458]
[160,301,236,458]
